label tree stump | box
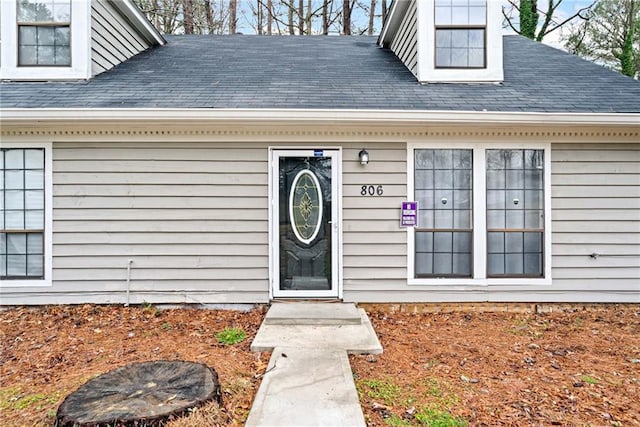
[55,360,222,427]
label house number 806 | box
[361,185,384,196]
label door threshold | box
[271,298,343,304]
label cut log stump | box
[56,360,222,427]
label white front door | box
[270,149,341,299]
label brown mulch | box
[1,304,638,426]
[351,306,640,426]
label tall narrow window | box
[1,148,45,280]
[434,0,486,68]
[17,0,71,66]
[415,149,473,277]
[486,149,544,277]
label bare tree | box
[267,0,273,34]
[183,0,194,34]
[135,0,385,36]
[367,0,377,35]
[229,0,237,33]
[342,0,351,34]
[381,0,387,23]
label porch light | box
[358,149,369,165]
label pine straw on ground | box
[1,304,638,426]
[351,306,640,426]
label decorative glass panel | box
[289,169,323,245]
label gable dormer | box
[0,0,164,81]
[379,0,503,83]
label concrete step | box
[264,302,362,325]
[245,347,366,427]
[251,307,383,354]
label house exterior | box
[1,0,638,306]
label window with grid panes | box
[435,0,486,68]
[486,149,544,277]
[17,0,71,66]
[414,149,473,277]
[1,148,45,279]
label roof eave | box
[378,0,411,47]
[109,0,166,46]
[1,108,639,128]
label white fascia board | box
[378,0,411,47]
[108,0,165,46]
[1,108,639,127]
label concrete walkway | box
[246,303,383,427]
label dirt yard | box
[0,304,638,426]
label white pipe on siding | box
[125,259,134,306]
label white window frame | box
[1,141,53,287]
[0,0,91,80]
[407,142,552,286]
[416,0,503,82]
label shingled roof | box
[1,34,639,113]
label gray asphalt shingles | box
[1,34,639,112]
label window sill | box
[0,66,90,81]
[408,278,553,286]
[1,278,52,288]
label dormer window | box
[434,0,486,68]
[17,0,71,66]
[1,0,90,80]
[379,0,502,83]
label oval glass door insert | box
[289,169,323,245]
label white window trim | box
[416,0,503,83]
[0,0,91,80]
[407,141,552,286]
[1,141,53,287]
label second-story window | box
[17,0,71,66]
[434,0,486,68]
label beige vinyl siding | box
[342,143,408,292]
[50,141,269,304]
[389,0,418,77]
[91,0,152,76]
[551,143,640,289]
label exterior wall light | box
[359,149,369,165]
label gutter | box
[1,108,639,127]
